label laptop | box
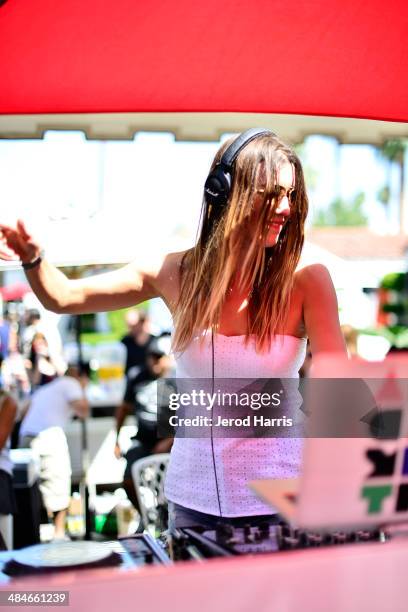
[250,353,408,530]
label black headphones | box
[203,127,276,209]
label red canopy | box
[0,0,407,122]
[0,282,32,301]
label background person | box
[20,308,41,360]
[0,129,346,532]
[21,309,66,381]
[27,332,58,390]
[18,364,90,540]
[1,325,31,398]
[0,313,11,360]
[0,383,18,550]
[341,324,359,357]
[115,335,174,514]
[121,310,156,379]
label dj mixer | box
[170,520,387,560]
[1,521,387,580]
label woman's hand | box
[0,219,177,315]
[0,219,42,264]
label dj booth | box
[2,355,408,611]
[0,534,407,612]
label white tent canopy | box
[1,112,408,145]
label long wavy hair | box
[172,132,309,353]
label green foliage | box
[78,303,149,344]
[79,332,120,345]
[380,139,407,163]
[377,185,390,206]
[380,272,406,291]
[377,270,408,347]
[360,326,408,349]
[313,192,368,227]
[293,143,318,191]
[382,303,406,315]
[377,138,407,232]
[106,303,149,339]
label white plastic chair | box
[131,453,170,534]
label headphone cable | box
[210,328,223,517]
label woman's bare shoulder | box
[128,248,188,283]
[154,249,191,303]
[294,263,333,294]
[156,249,190,278]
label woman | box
[0,129,346,529]
[27,332,57,390]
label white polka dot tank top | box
[164,333,307,517]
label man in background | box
[114,336,174,513]
[121,310,156,379]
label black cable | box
[210,328,223,517]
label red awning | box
[0,282,32,301]
[0,0,407,122]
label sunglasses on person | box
[256,186,296,204]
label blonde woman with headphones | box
[0,129,346,530]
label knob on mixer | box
[215,522,234,543]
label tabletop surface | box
[1,536,408,612]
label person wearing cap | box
[114,335,175,513]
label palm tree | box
[313,192,368,227]
[378,139,407,234]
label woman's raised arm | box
[0,219,173,314]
